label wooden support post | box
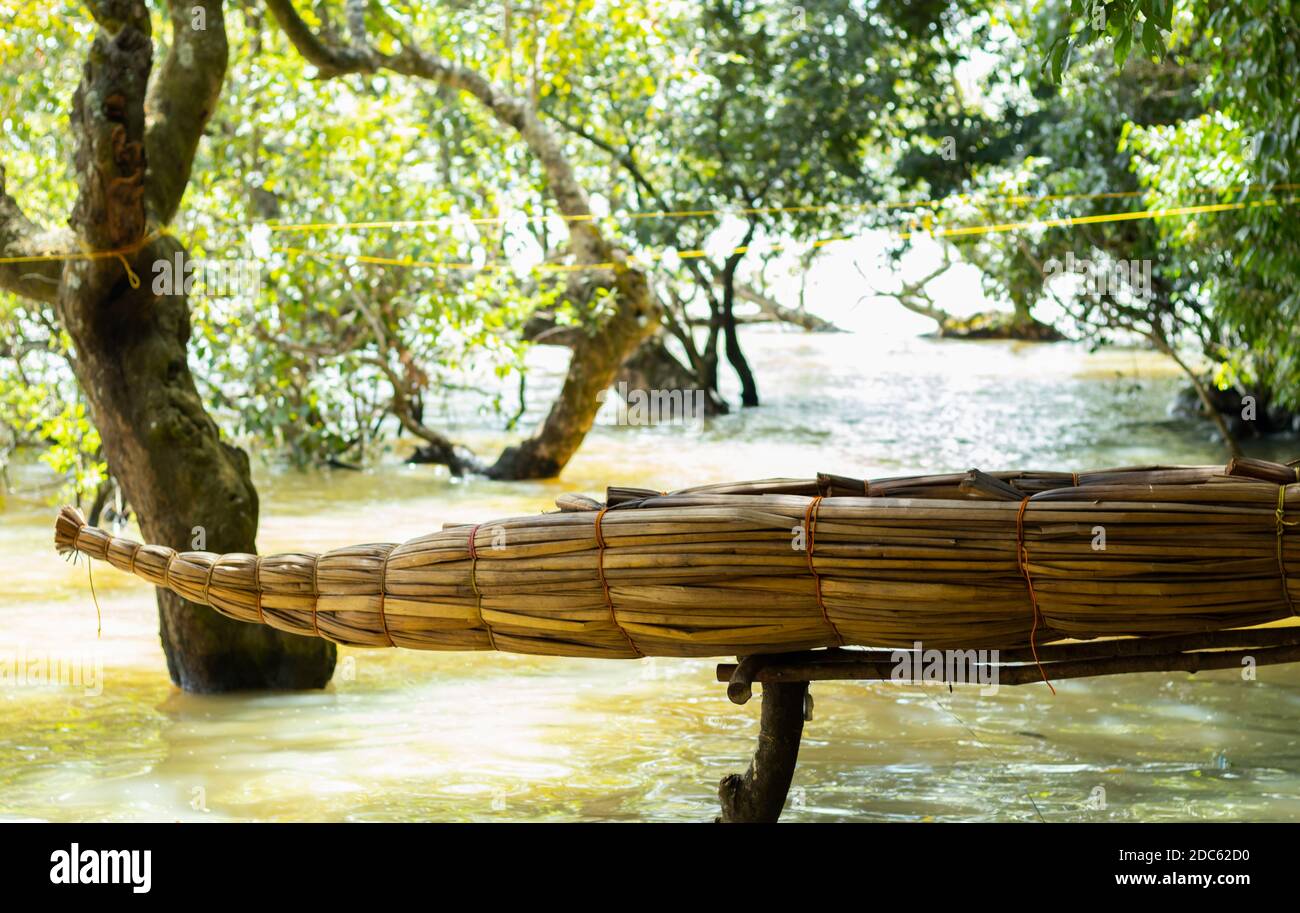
[713,628,1300,822]
[717,680,809,823]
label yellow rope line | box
[266,246,617,272]
[897,198,1286,241]
[273,196,1295,275]
[5,194,1293,278]
[269,246,492,272]
[262,181,1300,234]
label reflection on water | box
[3,331,1299,821]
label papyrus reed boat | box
[54,458,1300,659]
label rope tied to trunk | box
[466,524,497,651]
[0,227,171,288]
[593,507,642,658]
[1016,497,1055,693]
[804,496,845,646]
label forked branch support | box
[715,627,1300,822]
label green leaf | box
[1141,17,1162,60]
[1114,27,1133,66]
[1049,39,1068,82]
[1149,0,1174,31]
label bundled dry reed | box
[54,458,1300,659]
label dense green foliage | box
[1047,0,1300,406]
[2,0,1297,501]
[881,0,1297,429]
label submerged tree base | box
[927,311,1065,342]
[160,589,337,693]
[1170,383,1300,439]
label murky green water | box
[3,330,1299,821]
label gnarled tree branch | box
[67,0,151,289]
[144,0,230,224]
[264,0,611,267]
[264,0,660,479]
[730,281,843,333]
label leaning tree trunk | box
[263,0,663,480]
[489,264,657,478]
[526,315,729,417]
[720,248,759,408]
[618,334,728,417]
[46,1,334,691]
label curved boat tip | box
[55,505,89,557]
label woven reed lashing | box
[53,459,1300,659]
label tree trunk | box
[45,1,336,692]
[1152,334,1242,457]
[618,334,728,417]
[489,265,657,478]
[721,264,759,408]
[58,237,336,691]
[717,681,808,823]
[703,323,721,395]
[527,315,729,418]
[264,0,662,480]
